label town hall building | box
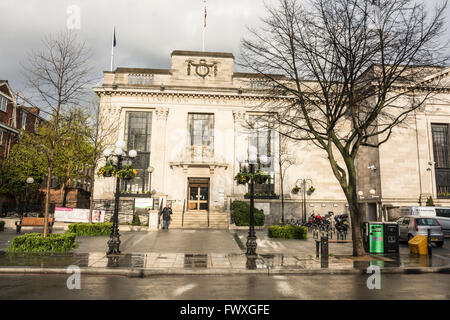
[93,50,450,228]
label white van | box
[399,206,450,235]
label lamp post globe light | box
[237,146,267,257]
[103,140,137,255]
[25,177,34,217]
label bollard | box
[321,236,329,258]
[316,240,320,258]
[320,236,329,268]
[427,228,432,256]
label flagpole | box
[111,24,115,72]
[202,0,206,51]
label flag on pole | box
[113,26,117,47]
[204,0,207,28]
[111,25,116,71]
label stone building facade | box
[93,50,450,227]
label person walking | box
[161,205,173,230]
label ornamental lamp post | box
[103,140,137,255]
[295,178,313,224]
[237,146,268,257]
[25,177,34,217]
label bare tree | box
[277,134,296,224]
[22,31,94,237]
[85,97,121,223]
[241,0,449,255]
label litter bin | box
[383,222,399,254]
[362,222,384,254]
[408,235,428,255]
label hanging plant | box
[234,166,270,185]
[291,185,300,194]
[117,165,138,181]
[252,170,270,184]
[97,160,117,177]
[308,186,316,193]
[234,166,250,185]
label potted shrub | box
[98,160,117,177]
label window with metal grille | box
[188,113,214,161]
[432,124,449,168]
[248,116,275,194]
[122,112,152,193]
[431,124,450,198]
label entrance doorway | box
[188,179,209,211]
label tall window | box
[188,113,214,162]
[123,111,152,193]
[22,113,27,130]
[432,124,450,198]
[0,96,7,112]
[248,116,275,194]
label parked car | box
[395,215,445,247]
[435,208,450,236]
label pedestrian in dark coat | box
[161,205,173,230]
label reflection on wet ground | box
[0,251,448,270]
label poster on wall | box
[54,207,106,223]
[135,198,154,210]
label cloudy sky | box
[0,0,449,99]
[0,0,269,94]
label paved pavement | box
[1,227,449,275]
[0,273,449,300]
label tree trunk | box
[88,168,95,224]
[43,163,53,238]
[347,194,365,256]
[343,158,366,257]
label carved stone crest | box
[155,107,169,120]
[187,59,218,78]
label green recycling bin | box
[363,222,385,253]
[369,224,384,253]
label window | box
[122,111,152,193]
[188,113,214,162]
[248,115,275,195]
[22,112,27,130]
[431,124,450,198]
[432,124,449,168]
[0,96,7,112]
[436,209,450,218]
[0,130,3,146]
[415,218,439,226]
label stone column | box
[152,107,169,198]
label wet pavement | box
[0,273,449,299]
[0,251,448,271]
[1,228,449,273]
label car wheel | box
[436,241,444,248]
[408,234,413,242]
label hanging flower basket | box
[117,165,138,181]
[234,167,270,185]
[97,161,117,177]
[308,186,316,194]
[234,166,250,185]
[252,170,270,184]
[291,186,300,194]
